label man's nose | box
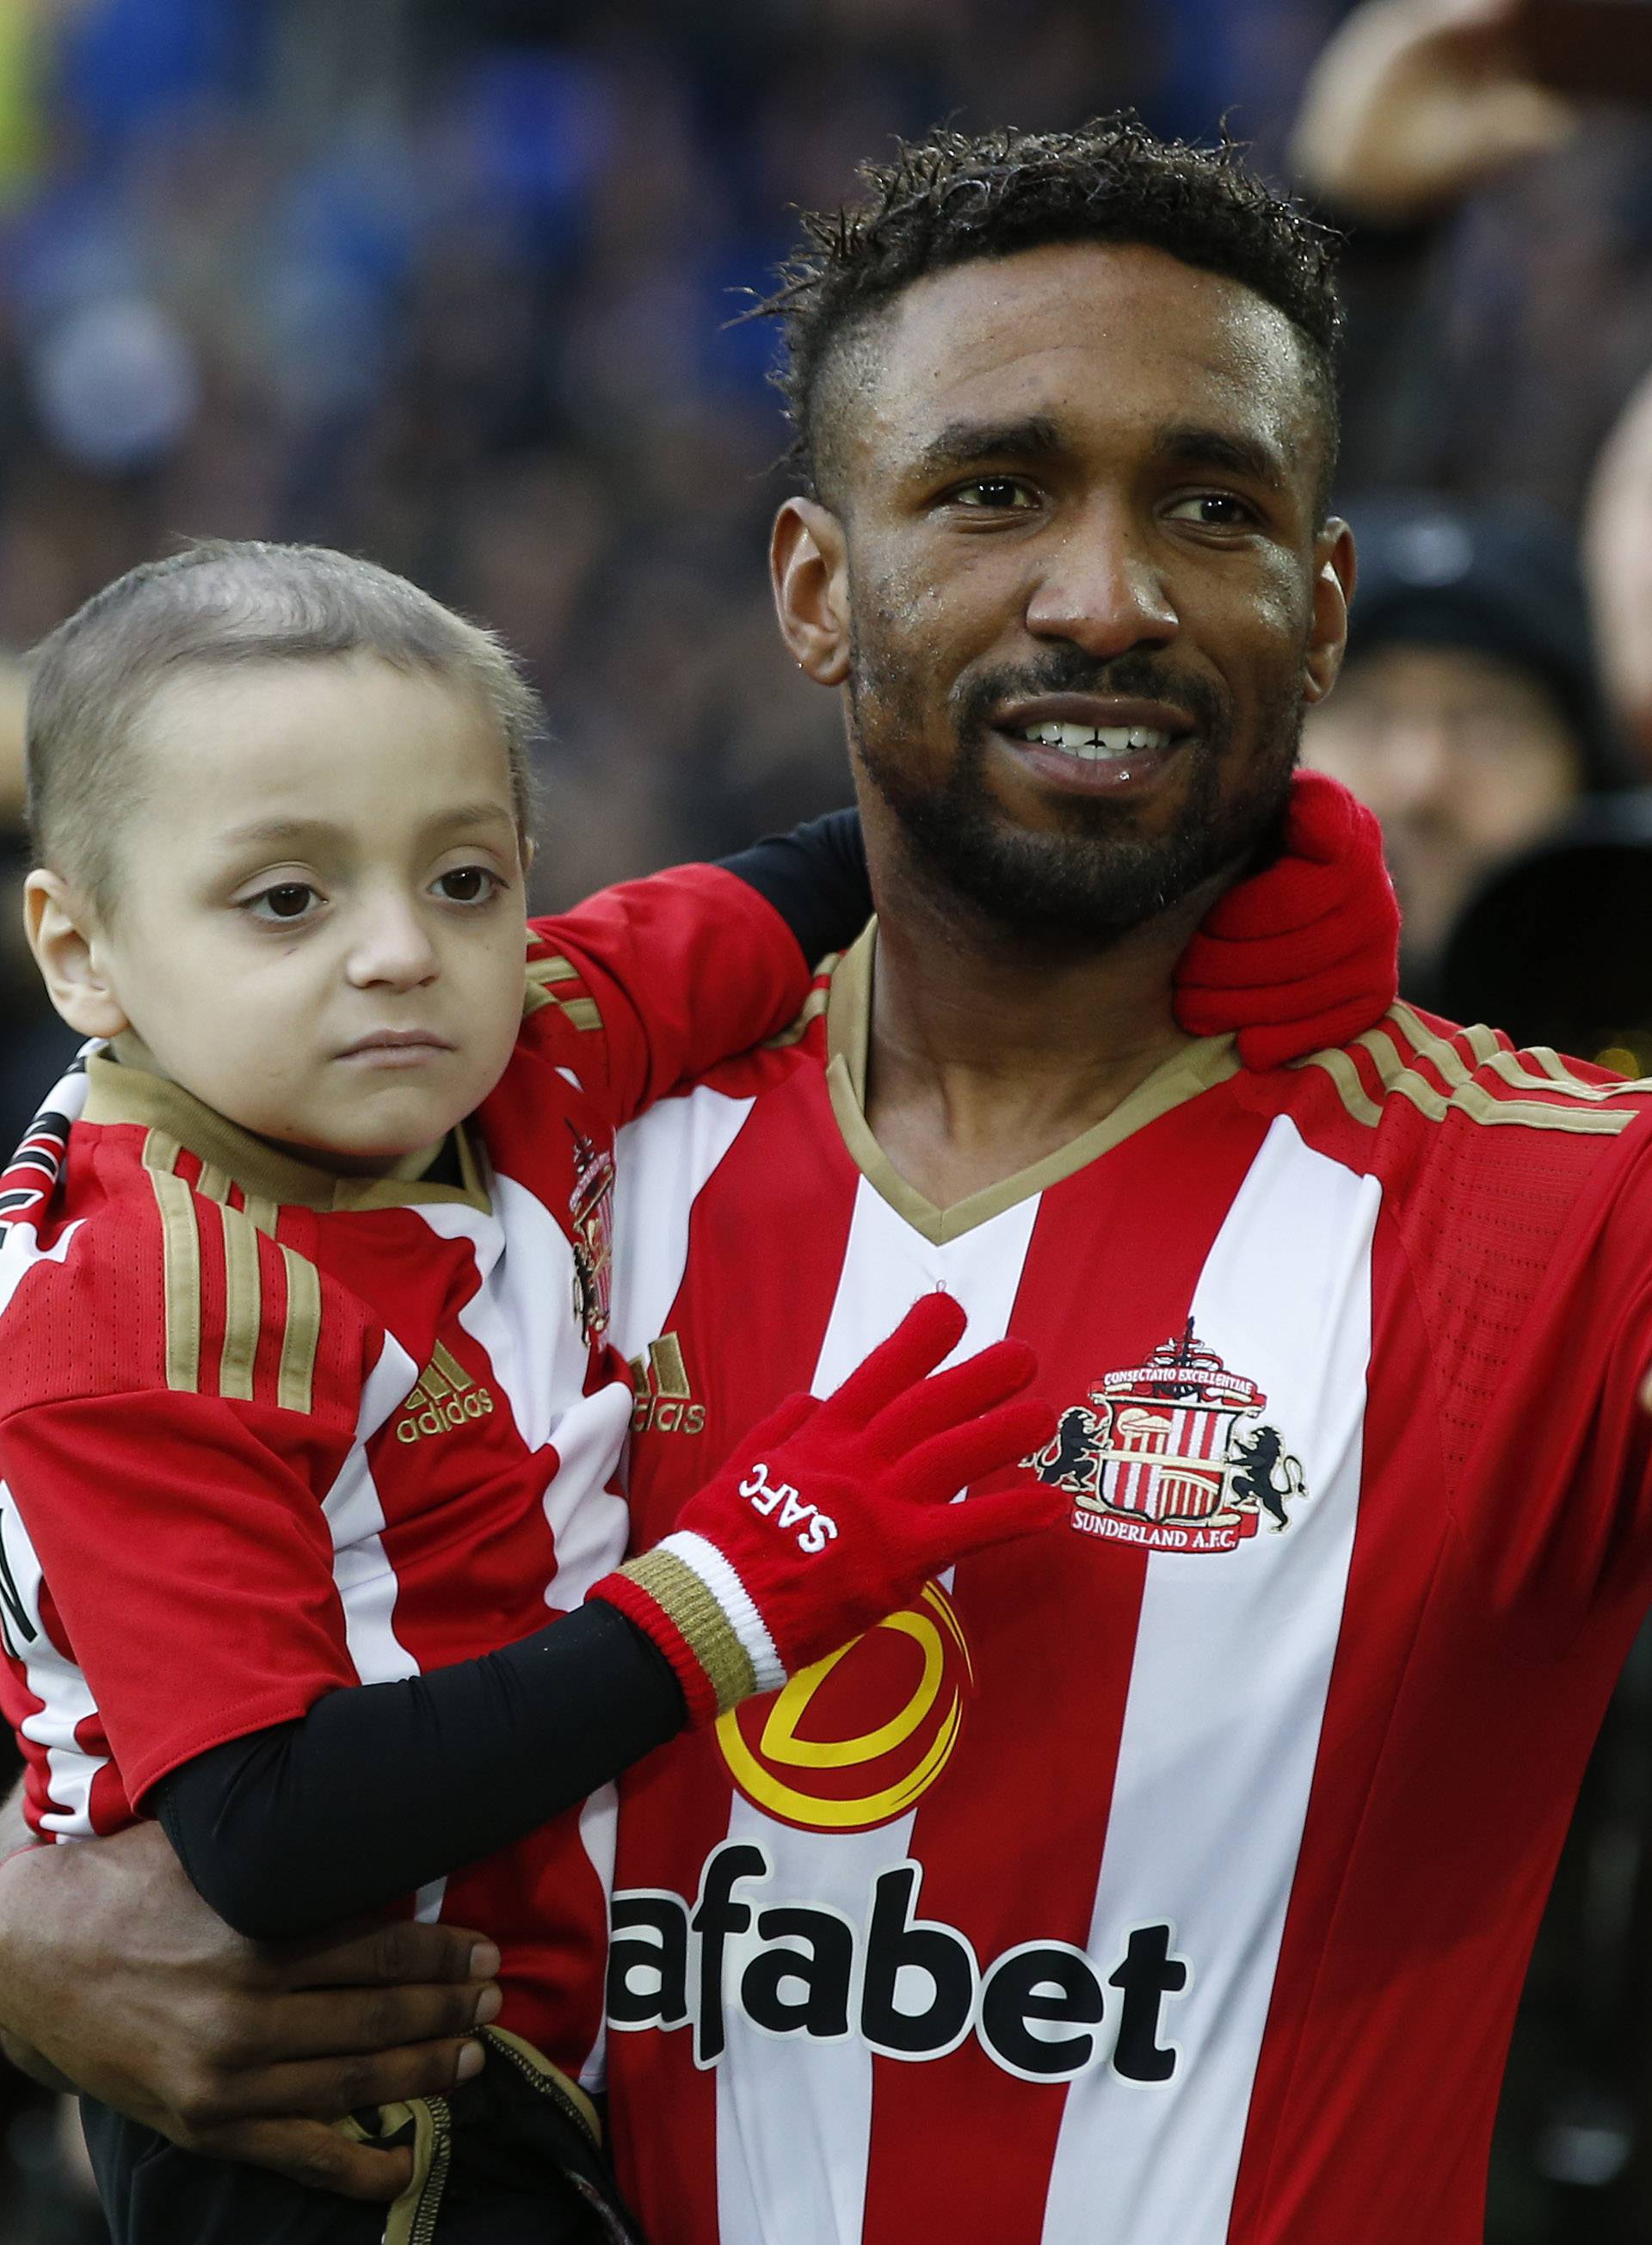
[345,897,441,990]
[1023,512,1179,658]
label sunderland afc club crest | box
[1032,1319,1307,1554]
[567,1123,615,1344]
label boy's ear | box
[23,871,130,1039]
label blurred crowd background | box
[2,0,1652,2238]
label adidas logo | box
[394,1341,496,1444]
[630,1333,706,1436]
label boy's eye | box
[248,883,318,921]
[435,867,499,904]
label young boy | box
[0,542,1058,2243]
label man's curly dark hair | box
[757,118,1344,517]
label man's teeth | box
[1017,724,1171,759]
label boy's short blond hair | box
[26,540,543,909]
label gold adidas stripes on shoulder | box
[1297,1007,1644,1137]
[276,1245,321,1413]
[145,1133,201,1393]
[143,1129,321,1409]
[215,1201,262,1403]
[762,972,835,1051]
[523,953,602,1031]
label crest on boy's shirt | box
[1030,1318,1308,1555]
[567,1122,615,1344]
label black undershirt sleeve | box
[718,807,871,967]
[151,1602,685,1941]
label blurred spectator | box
[1436,794,1652,1064]
[1584,363,1652,775]
[1288,0,1578,226]
[1303,495,1623,993]
[1287,0,1652,520]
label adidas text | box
[631,1332,706,1436]
[396,1389,495,1442]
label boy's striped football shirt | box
[0,865,808,2084]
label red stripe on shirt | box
[858,1090,1275,2242]
[613,1064,865,2243]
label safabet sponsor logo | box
[716,1583,971,1833]
[607,1843,1190,2083]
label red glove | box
[1174,769,1400,1068]
[590,1293,1059,1723]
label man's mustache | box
[953,653,1231,737]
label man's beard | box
[851,644,1303,950]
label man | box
[2,119,1646,2245]
[1302,493,1622,994]
[592,124,1652,2245]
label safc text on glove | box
[589,1292,1060,1722]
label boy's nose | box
[345,900,441,990]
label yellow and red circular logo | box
[716,1583,974,1833]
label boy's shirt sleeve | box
[0,1190,368,1819]
[0,1385,360,1810]
[525,862,817,1127]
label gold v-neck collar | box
[83,1051,491,1215]
[823,922,1239,1245]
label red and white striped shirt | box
[605,922,1652,2245]
[0,867,808,2084]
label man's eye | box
[247,883,318,922]
[1167,493,1254,527]
[435,867,499,904]
[951,478,1036,510]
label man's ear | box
[1304,518,1356,706]
[23,870,129,1039]
[772,498,851,688]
